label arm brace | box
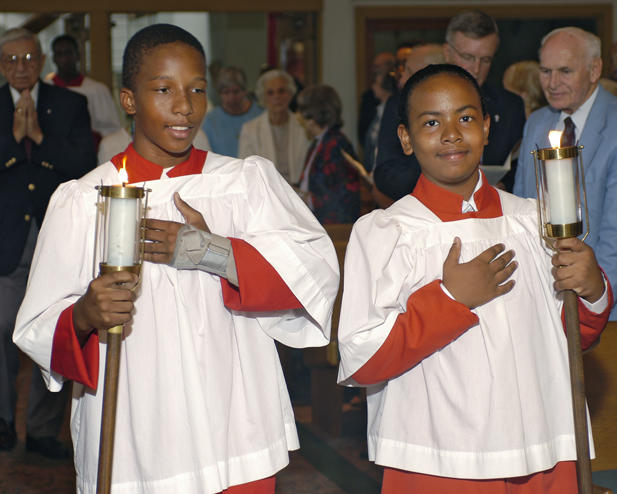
[168,224,239,286]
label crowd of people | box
[1,8,617,494]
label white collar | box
[9,80,40,107]
[555,84,599,141]
[462,171,482,213]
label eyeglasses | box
[1,53,40,67]
[447,44,493,66]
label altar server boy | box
[337,64,613,493]
[15,24,338,494]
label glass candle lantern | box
[532,132,589,242]
[94,181,150,277]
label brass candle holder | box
[93,178,150,494]
[532,142,588,245]
[533,135,592,494]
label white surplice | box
[15,153,339,494]
[337,190,590,480]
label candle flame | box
[119,156,129,185]
[548,131,562,149]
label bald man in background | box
[372,44,444,208]
[514,27,617,321]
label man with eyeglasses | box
[443,10,525,191]
[0,27,95,459]
[373,10,526,203]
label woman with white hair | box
[238,69,310,184]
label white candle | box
[107,194,138,266]
[545,157,578,225]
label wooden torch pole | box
[96,325,123,494]
[564,288,593,494]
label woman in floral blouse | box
[297,85,361,224]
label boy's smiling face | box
[398,73,490,200]
[120,42,207,168]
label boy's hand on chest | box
[143,192,210,264]
[442,237,518,309]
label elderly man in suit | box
[0,27,96,458]
[514,27,617,321]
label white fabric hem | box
[370,433,593,479]
[77,437,291,494]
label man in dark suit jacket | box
[358,52,395,147]
[0,28,96,458]
[374,10,526,203]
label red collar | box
[52,74,85,87]
[411,171,503,222]
[110,143,208,184]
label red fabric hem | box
[52,73,85,87]
[221,238,303,312]
[220,476,275,493]
[51,305,99,390]
[381,462,577,493]
[110,143,207,184]
[412,171,503,222]
[560,269,614,350]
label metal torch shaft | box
[564,289,593,494]
[96,325,123,494]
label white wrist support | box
[168,224,238,286]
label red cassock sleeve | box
[353,280,479,386]
[51,305,100,390]
[561,275,614,350]
[221,238,303,311]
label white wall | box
[208,12,267,104]
[321,0,356,147]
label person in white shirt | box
[47,34,122,150]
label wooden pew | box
[304,223,353,437]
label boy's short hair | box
[122,24,206,91]
[52,34,78,52]
[398,63,487,129]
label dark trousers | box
[0,222,69,438]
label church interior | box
[2,1,617,492]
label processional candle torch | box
[93,158,150,494]
[532,133,592,494]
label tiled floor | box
[0,353,75,494]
